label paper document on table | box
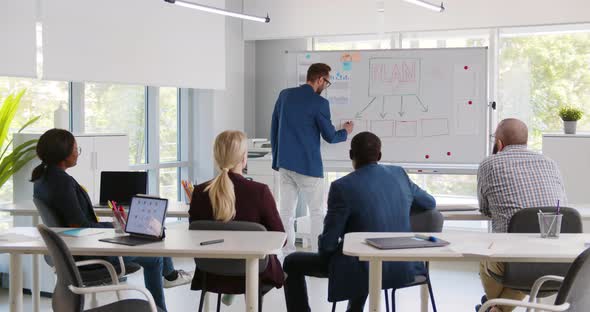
[0,233,39,243]
[447,240,498,257]
[60,228,105,237]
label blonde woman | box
[189,130,285,295]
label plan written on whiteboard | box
[291,48,488,165]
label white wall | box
[254,38,308,138]
[244,41,256,137]
[213,0,246,135]
[244,0,590,40]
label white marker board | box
[286,48,489,166]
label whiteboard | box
[286,48,489,166]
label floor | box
[0,258,534,312]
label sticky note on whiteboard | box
[343,62,352,71]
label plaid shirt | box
[477,145,567,233]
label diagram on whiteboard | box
[289,48,488,164]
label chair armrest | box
[68,284,158,312]
[74,259,119,285]
[479,298,569,312]
[117,256,126,277]
[529,275,565,302]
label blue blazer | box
[318,164,436,301]
[270,84,347,178]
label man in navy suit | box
[283,132,436,312]
[271,63,353,254]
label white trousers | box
[278,168,325,255]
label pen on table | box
[488,242,494,249]
[415,234,437,242]
[200,239,224,246]
[556,199,560,215]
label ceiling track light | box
[164,0,270,23]
[403,0,445,12]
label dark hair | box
[306,63,331,82]
[30,129,76,181]
[350,132,382,167]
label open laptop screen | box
[99,171,148,205]
[125,196,168,238]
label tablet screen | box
[125,196,168,237]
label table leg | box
[245,258,259,312]
[369,260,382,312]
[31,215,40,312]
[420,284,429,312]
[9,253,23,312]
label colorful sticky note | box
[343,62,352,71]
[351,52,361,62]
[340,53,352,63]
[306,54,311,59]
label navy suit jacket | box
[318,163,436,301]
[270,84,347,178]
[33,165,108,228]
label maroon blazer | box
[189,172,285,293]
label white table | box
[0,200,190,312]
[343,231,590,312]
[0,227,286,312]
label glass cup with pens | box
[108,200,127,234]
[538,200,563,239]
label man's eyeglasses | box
[323,77,332,88]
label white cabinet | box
[543,134,590,205]
[13,133,129,204]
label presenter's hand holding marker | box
[343,121,354,134]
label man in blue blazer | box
[271,63,353,254]
[283,132,436,312]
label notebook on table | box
[99,195,168,246]
[365,236,450,250]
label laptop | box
[95,171,148,207]
[99,195,168,246]
[365,236,449,250]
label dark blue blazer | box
[33,165,109,228]
[318,163,436,301]
[270,84,347,178]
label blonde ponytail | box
[204,131,247,222]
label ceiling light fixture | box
[403,0,445,12]
[164,0,270,23]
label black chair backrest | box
[554,247,590,311]
[189,220,269,276]
[36,224,85,312]
[508,207,582,233]
[33,197,62,227]
[504,207,582,290]
[410,209,444,233]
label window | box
[314,34,392,51]
[499,25,590,150]
[401,29,490,49]
[159,167,179,202]
[84,83,146,164]
[159,87,178,163]
[0,78,69,205]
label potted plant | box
[0,90,40,191]
[558,106,583,135]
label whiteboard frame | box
[285,47,492,173]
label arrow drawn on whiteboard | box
[398,96,406,117]
[416,96,428,112]
[355,97,377,118]
[379,97,387,119]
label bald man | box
[476,118,567,312]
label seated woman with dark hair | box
[31,128,192,311]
